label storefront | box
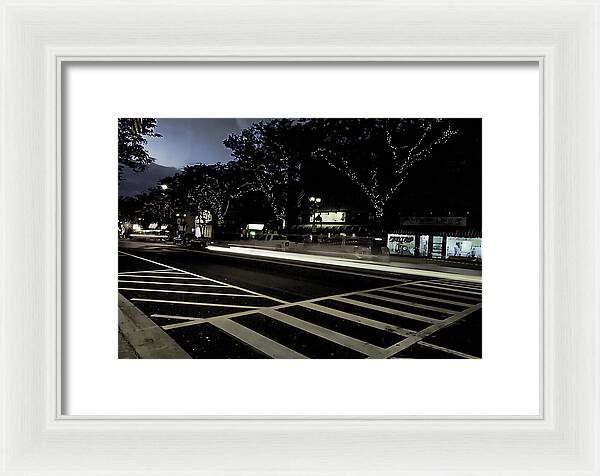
[195,210,213,239]
[386,229,481,261]
[446,236,482,260]
[243,223,265,239]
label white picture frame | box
[1,1,598,474]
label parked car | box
[248,233,290,249]
[258,234,289,246]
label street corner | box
[118,292,191,359]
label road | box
[118,240,482,359]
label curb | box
[118,293,191,359]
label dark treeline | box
[118,118,481,235]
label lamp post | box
[159,183,175,241]
[309,196,322,234]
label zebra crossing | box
[118,251,482,359]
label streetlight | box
[309,196,322,234]
[158,184,174,239]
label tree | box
[309,118,458,221]
[138,188,172,225]
[223,119,306,227]
[118,195,143,223]
[118,118,161,176]
[184,162,251,226]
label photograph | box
[118,118,482,359]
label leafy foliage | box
[118,118,161,176]
[308,119,458,220]
[223,119,309,223]
[184,162,252,224]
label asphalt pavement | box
[118,240,482,359]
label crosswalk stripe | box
[211,319,307,359]
[433,279,481,289]
[332,296,440,324]
[400,285,481,302]
[130,298,258,309]
[117,275,208,281]
[119,288,261,297]
[357,292,455,314]
[157,282,424,331]
[118,269,179,275]
[118,280,227,287]
[429,280,482,291]
[417,341,478,359]
[377,303,483,359]
[410,282,482,296]
[142,270,187,274]
[159,309,262,330]
[151,314,204,322]
[119,250,289,304]
[301,302,414,337]
[377,288,472,307]
[260,308,385,357]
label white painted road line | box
[417,341,478,359]
[410,282,482,296]
[160,309,264,330]
[130,298,259,309]
[260,308,384,358]
[118,269,175,275]
[140,270,187,274]
[433,279,482,289]
[118,280,228,288]
[116,275,209,281]
[400,285,481,302]
[120,247,480,359]
[119,288,264,298]
[151,314,205,322]
[211,319,308,359]
[357,292,455,314]
[376,303,482,359]
[156,281,433,332]
[428,280,483,292]
[119,250,289,304]
[378,288,472,307]
[333,296,440,324]
[302,302,414,337]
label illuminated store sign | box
[399,216,467,226]
[310,211,346,223]
[387,234,416,256]
[246,223,265,231]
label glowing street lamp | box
[309,196,322,233]
[160,184,168,190]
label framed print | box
[1,1,599,475]
[62,62,538,417]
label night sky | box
[146,118,268,168]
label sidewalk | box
[118,293,191,359]
[118,329,139,359]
